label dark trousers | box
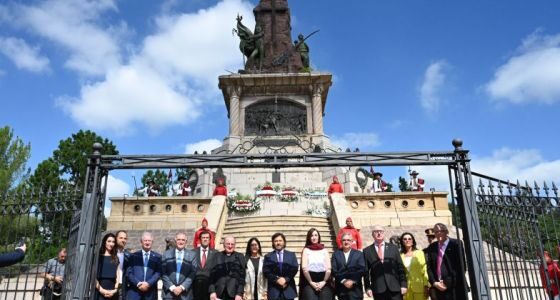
[430,287,460,300]
[41,287,61,300]
[193,278,210,300]
[373,291,402,300]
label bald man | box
[209,237,246,300]
[126,232,162,300]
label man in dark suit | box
[161,232,197,299]
[262,232,299,300]
[0,243,26,267]
[126,232,161,300]
[209,236,246,300]
[193,231,217,300]
[332,233,366,300]
[426,223,468,300]
[364,225,407,300]
[116,230,131,300]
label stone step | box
[228,217,330,226]
[222,228,333,237]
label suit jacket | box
[120,249,131,298]
[126,250,162,300]
[161,248,197,300]
[209,251,246,299]
[400,250,428,293]
[0,249,25,268]
[426,238,468,299]
[193,247,218,281]
[363,242,407,294]
[331,249,366,299]
[262,249,299,300]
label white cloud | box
[420,60,448,114]
[409,147,560,193]
[12,0,122,76]
[57,60,199,135]
[104,175,131,217]
[486,31,560,104]
[0,36,49,72]
[57,0,253,134]
[185,139,223,154]
[330,132,380,151]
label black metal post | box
[71,143,104,299]
[452,139,492,300]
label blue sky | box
[1,0,560,206]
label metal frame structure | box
[70,139,492,300]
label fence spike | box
[543,181,550,197]
[533,181,540,195]
[552,182,558,196]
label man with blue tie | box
[126,232,161,300]
[263,233,299,300]
[161,232,197,300]
[332,233,366,300]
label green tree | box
[53,130,118,187]
[398,176,410,192]
[26,158,64,193]
[385,182,393,192]
[0,126,31,194]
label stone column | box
[228,86,242,136]
[311,84,324,135]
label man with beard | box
[209,236,246,300]
[116,230,130,300]
[263,233,299,300]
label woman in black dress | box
[94,233,120,300]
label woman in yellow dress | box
[400,232,429,300]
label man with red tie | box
[193,231,217,300]
[364,225,407,300]
[426,223,468,300]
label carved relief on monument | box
[244,99,307,136]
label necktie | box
[377,243,383,263]
[437,243,444,280]
[176,251,183,283]
[143,252,149,281]
[201,249,207,268]
[144,252,149,267]
[277,251,283,273]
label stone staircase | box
[220,215,337,285]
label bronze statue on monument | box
[233,0,317,73]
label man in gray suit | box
[161,232,197,299]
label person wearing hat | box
[372,172,388,193]
[424,229,435,245]
[409,171,425,192]
[137,179,160,197]
[213,178,228,196]
[177,176,191,196]
[336,217,363,250]
[328,176,344,195]
[193,218,216,250]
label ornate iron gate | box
[474,175,559,300]
[0,185,82,299]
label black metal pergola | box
[71,139,491,299]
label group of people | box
[89,221,467,300]
[137,176,192,197]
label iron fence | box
[0,185,82,300]
[475,177,559,300]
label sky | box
[1,0,560,214]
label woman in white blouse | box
[244,237,267,300]
[300,228,334,300]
